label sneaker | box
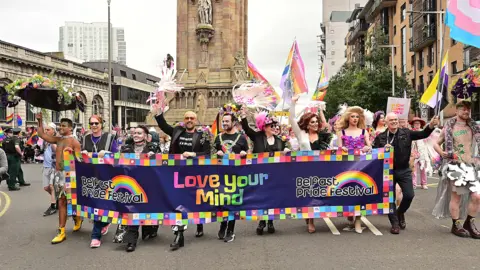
[421,185,428,190]
[90,239,101,248]
[218,222,227,239]
[43,206,57,216]
[224,231,235,243]
[101,224,111,236]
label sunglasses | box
[90,122,100,126]
[184,117,196,120]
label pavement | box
[0,164,479,270]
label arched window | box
[75,91,87,124]
[208,92,214,108]
[92,95,104,116]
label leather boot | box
[195,224,204,237]
[463,218,480,239]
[267,220,275,234]
[256,220,266,235]
[398,212,406,230]
[170,230,184,251]
[452,220,470,238]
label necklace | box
[386,130,396,145]
[62,135,74,139]
[134,143,145,153]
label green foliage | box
[324,28,417,119]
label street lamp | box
[107,0,112,131]
[378,44,399,96]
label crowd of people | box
[1,96,479,252]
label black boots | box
[126,243,136,252]
[256,220,275,235]
[170,230,185,251]
[195,224,204,237]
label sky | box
[0,0,322,89]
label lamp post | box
[378,44,399,96]
[107,0,112,131]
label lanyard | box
[386,130,395,145]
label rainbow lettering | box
[327,171,378,196]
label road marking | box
[323,218,341,235]
[0,191,11,218]
[427,183,438,187]
[361,216,383,236]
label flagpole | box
[279,39,296,125]
[434,11,446,117]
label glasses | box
[90,122,100,126]
[184,117,196,120]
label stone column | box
[117,106,122,128]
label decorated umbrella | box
[451,66,480,100]
[5,74,85,112]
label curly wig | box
[339,106,366,130]
[298,113,321,132]
[372,111,385,129]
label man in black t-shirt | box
[214,113,248,243]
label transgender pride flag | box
[446,0,480,48]
[279,40,308,104]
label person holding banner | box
[153,105,211,250]
[36,113,83,244]
[374,112,438,234]
[214,104,249,242]
[119,125,159,252]
[336,106,372,233]
[81,115,118,248]
[432,101,480,239]
[290,95,332,233]
[240,108,289,235]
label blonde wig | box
[339,106,366,130]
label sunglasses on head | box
[90,122,100,126]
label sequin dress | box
[341,129,366,150]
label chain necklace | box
[386,130,396,145]
[134,143,145,153]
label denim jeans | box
[91,221,110,240]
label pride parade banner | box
[64,149,394,226]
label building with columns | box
[0,40,110,130]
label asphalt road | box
[0,164,479,270]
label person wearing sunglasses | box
[81,115,118,248]
[152,105,211,251]
[240,108,289,235]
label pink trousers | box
[412,164,427,187]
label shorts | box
[42,167,55,188]
[44,169,66,199]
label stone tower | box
[164,0,248,125]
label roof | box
[330,11,353,22]
[346,7,365,23]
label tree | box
[324,28,418,119]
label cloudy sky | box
[0,0,322,89]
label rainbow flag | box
[26,130,38,145]
[211,114,220,137]
[6,113,13,124]
[279,40,308,103]
[0,127,4,142]
[420,50,449,109]
[312,63,328,101]
[247,60,280,108]
[446,1,480,49]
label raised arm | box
[289,98,302,138]
[154,113,174,137]
[36,113,60,144]
[241,118,257,141]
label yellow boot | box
[51,227,66,244]
[73,216,83,232]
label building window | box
[330,29,334,34]
[428,71,434,84]
[451,38,457,45]
[394,26,397,36]
[331,51,335,55]
[451,61,458,74]
[331,61,335,66]
[0,106,6,121]
[26,103,35,122]
[464,49,470,70]
[411,55,415,66]
[394,47,397,55]
[120,70,127,78]
[132,74,137,81]
[52,111,61,123]
[419,75,424,89]
[331,40,335,45]
[92,95,104,116]
[401,4,406,22]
